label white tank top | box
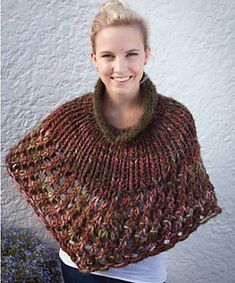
[59,247,168,283]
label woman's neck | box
[102,92,144,129]
[103,90,143,114]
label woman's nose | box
[113,57,128,72]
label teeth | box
[112,76,131,82]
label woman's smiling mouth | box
[111,76,132,82]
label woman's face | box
[91,25,150,103]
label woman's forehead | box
[95,25,145,51]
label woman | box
[5,1,222,283]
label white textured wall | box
[2,0,235,282]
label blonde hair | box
[91,0,149,53]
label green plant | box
[1,226,62,282]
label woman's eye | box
[127,53,138,57]
[101,53,138,59]
[102,54,114,58]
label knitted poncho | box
[5,75,222,272]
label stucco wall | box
[2,0,234,282]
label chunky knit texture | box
[5,75,222,272]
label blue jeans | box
[60,259,166,283]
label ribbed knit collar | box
[92,73,159,143]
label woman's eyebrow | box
[99,49,140,55]
[125,49,139,53]
[99,51,113,55]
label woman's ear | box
[144,48,151,65]
[91,52,98,69]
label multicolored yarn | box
[5,75,222,272]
